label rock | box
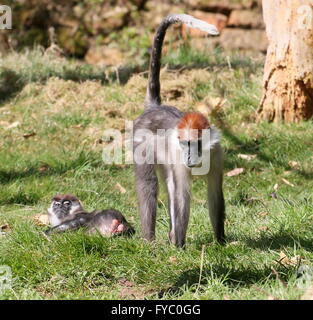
[185,0,256,14]
[57,26,89,57]
[228,10,265,29]
[84,6,130,35]
[181,11,228,37]
[220,28,268,52]
[85,46,124,66]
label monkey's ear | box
[209,127,220,148]
[202,127,220,150]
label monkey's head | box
[177,112,220,168]
[48,194,83,226]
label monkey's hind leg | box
[207,161,225,244]
[135,163,158,241]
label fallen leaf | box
[195,98,226,116]
[115,183,126,194]
[209,97,227,110]
[71,124,84,129]
[6,121,20,129]
[258,211,269,217]
[226,168,244,177]
[169,256,178,264]
[277,251,289,266]
[290,256,300,266]
[33,214,49,226]
[301,286,313,300]
[258,226,269,232]
[23,132,36,139]
[288,160,300,169]
[39,164,49,172]
[273,183,279,191]
[277,251,299,267]
[281,178,295,187]
[238,154,257,161]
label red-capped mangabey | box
[133,14,224,247]
[45,194,135,236]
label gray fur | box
[145,14,219,107]
[134,14,224,247]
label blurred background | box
[0,0,266,66]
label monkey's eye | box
[63,201,71,206]
[54,201,61,207]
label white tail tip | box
[169,14,220,36]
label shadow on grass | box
[192,227,313,252]
[0,69,24,104]
[0,46,263,106]
[158,264,277,298]
[243,230,313,252]
[0,150,103,185]
[217,117,313,180]
[0,64,144,105]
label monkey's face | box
[177,113,220,169]
[48,194,83,226]
[179,138,203,168]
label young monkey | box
[45,194,135,236]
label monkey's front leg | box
[166,166,191,248]
[44,217,87,235]
[135,163,158,241]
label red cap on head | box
[177,112,209,140]
[177,112,209,130]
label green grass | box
[0,47,313,300]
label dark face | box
[179,139,203,168]
[50,195,82,219]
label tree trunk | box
[258,0,313,122]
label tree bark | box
[258,0,313,122]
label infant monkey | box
[45,194,135,236]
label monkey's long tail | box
[145,14,219,108]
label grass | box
[0,46,313,300]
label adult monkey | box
[133,14,225,247]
